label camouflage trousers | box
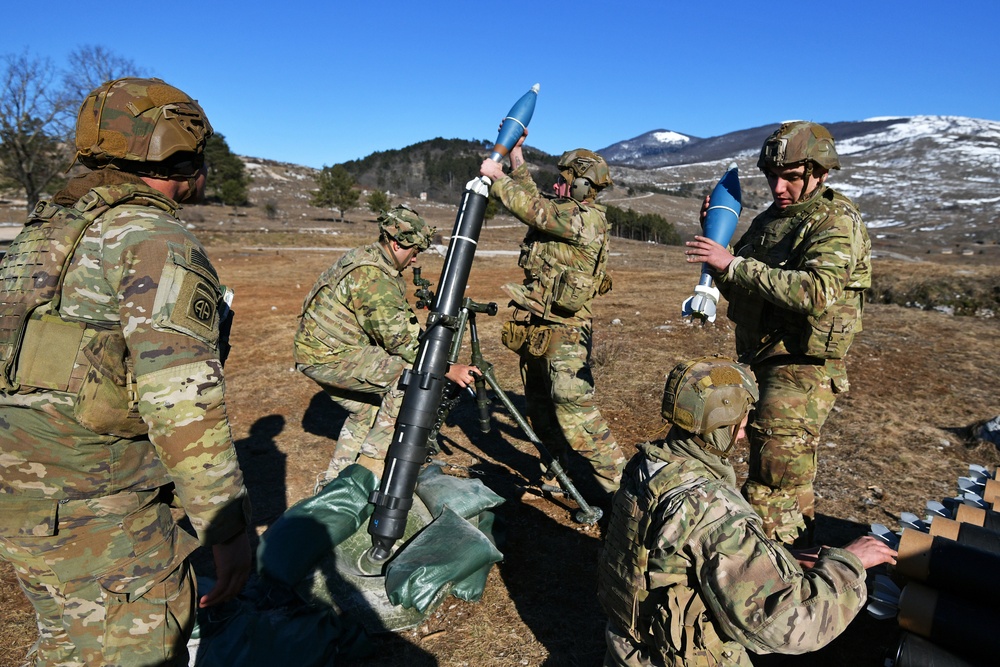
[517,322,625,500]
[0,490,198,667]
[297,349,407,482]
[321,384,404,477]
[741,358,848,546]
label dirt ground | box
[1,208,999,666]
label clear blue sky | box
[4,1,997,169]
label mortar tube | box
[365,180,490,563]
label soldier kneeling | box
[598,356,896,666]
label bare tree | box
[0,51,75,211]
[0,46,144,211]
[62,45,146,104]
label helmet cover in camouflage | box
[757,121,841,172]
[662,356,758,436]
[557,149,613,199]
[74,77,213,176]
[378,204,436,250]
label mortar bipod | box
[426,294,603,525]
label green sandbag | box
[257,464,377,588]
[384,507,504,613]
[450,511,498,603]
[295,494,436,634]
[415,462,504,519]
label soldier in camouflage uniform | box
[0,78,251,666]
[480,132,625,503]
[685,122,872,546]
[294,205,479,483]
[598,357,896,666]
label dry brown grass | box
[2,199,999,666]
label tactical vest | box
[0,186,179,436]
[504,203,611,323]
[598,444,741,666]
[725,187,871,362]
[296,244,402,355]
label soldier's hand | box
[495,122,529,149]
[480,158,505,181]
[842,535,898,569]
[699,195,710,227]
[685,236,736,273]
[446,364,481,388]
[200,531,252,608]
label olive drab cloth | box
[0,177,250,666]
[598,439,868,667]
[717,184,871,544]
[294,243,420,475]
[491,163,624,498]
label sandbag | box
[450,511,499,603]
[415,462,504,519]
[384,507,504,612]
[257,464,377,587]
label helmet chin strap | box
[179,173,199,203]
[796,162,820,203]
[391,242,416,271]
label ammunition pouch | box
[525,325,552,357]
[74,326,145,437]
[552,269,597,313]
[12,309,145,437]
[598,273,613,296]
[801,291,864,359]
[501,320,556,358]
[649,584,728,667]
[501,320,528,353]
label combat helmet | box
[757,121,841,172]
[557,149,613,201]
[378,204,436,250]
[661,356,758,453]
[73,77,213,177]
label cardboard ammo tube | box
[929,517,1000,555]
[955,503,1000,533]
[896,528,1000,600]
[983,478,1000,505]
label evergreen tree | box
[366,189,391,215]
[605,205,681,245]
[204,133,250,208]
[312,164,360,221]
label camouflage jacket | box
[491,163,610,327]
[293,243,420,388]
[0,181,249,547]
[599,440,867,666]
[718,186,871,362]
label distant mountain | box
[237,115,1000,258]
[598,130,697,165]
[602,116,1000,252]
[338,137,559,203]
